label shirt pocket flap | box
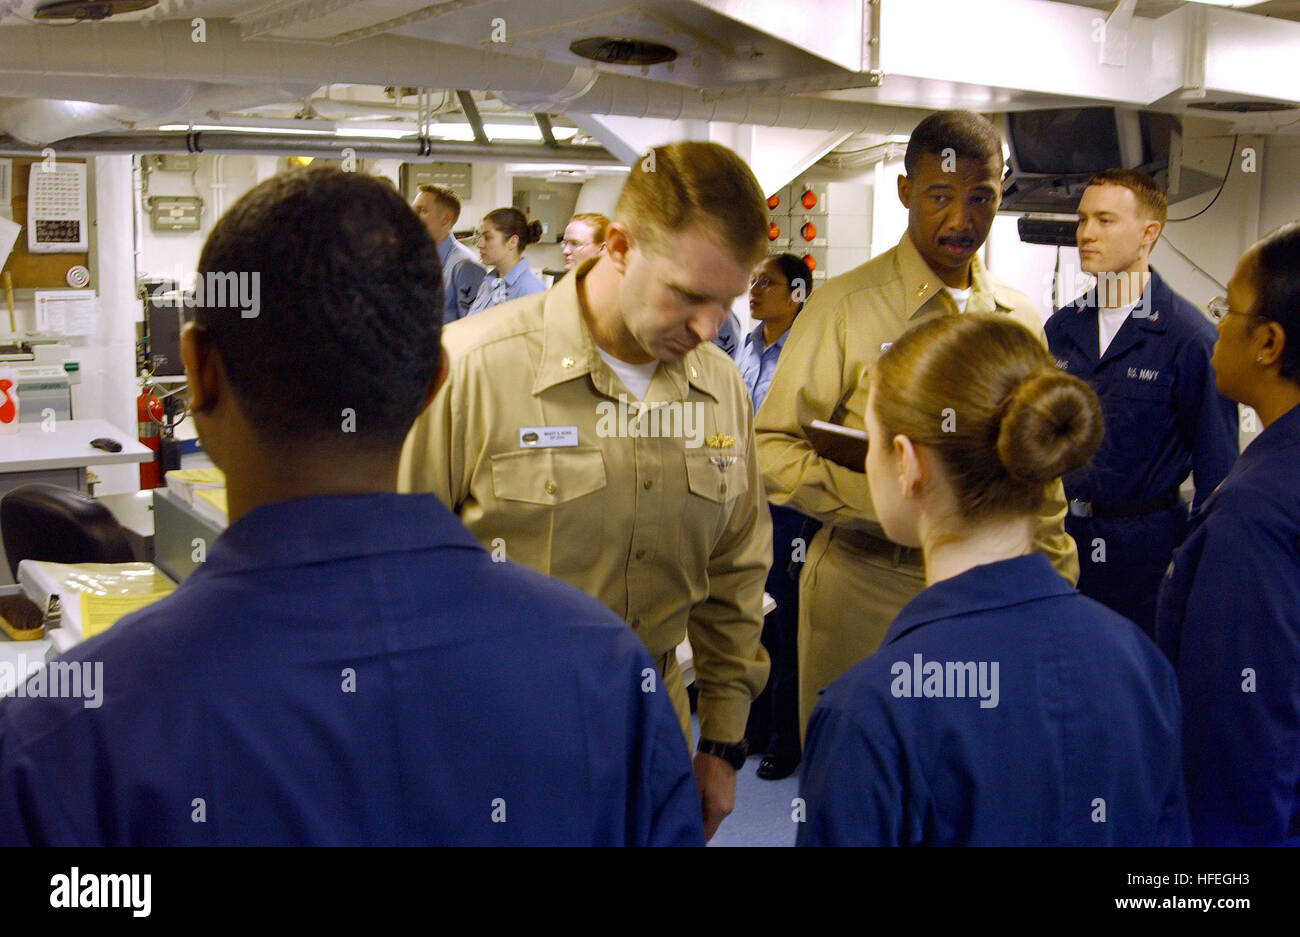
[685,451,748,504]
[490,447,607,506]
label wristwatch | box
[697,738,749,771]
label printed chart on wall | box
[26,161,88,254]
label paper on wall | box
[34,289,97,336]
[0,216,19,271]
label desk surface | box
[0,419,152,473]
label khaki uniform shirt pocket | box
[681,450,750,564]
[489,447,608,577]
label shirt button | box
[630,618,642,628]
[643,479,653,490]
[720,482,727,494]
[544,480,557,495]
[917,283,929,297]
[635,549,647,560]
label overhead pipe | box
[0,131,623,165]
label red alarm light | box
[801,221,817,242]
[768,222,781,241]
[803,254,817,272]
[801,189,818,210]
[767,194,781,210]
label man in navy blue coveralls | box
[0,167,703,846]
[1046,169,1238,636]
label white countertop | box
[0,419,152,473]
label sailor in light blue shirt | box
[737,254,809,410]
[411,183,485,323]
[437,233,486,323]
[467,208,548,315]
[740,253,819,782]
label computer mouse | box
[90,437,123,452]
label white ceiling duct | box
[0,71,321,145]
[0,98,153,144]
[0,18,930,137]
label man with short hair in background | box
[413,182,486,323]
[756,109,1079,735]
[1046,168,1238,636]
[400,141,773,840]
[0,167,702,846]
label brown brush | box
[0,594,45,641]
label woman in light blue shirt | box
[467,207,547,315]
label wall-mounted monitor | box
[999,107,1216,215]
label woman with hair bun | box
[797,314,1190,846]
[467,207,547,314]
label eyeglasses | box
[1208,296,1261,321]
[750,276,786,292]
[562,239,596,250]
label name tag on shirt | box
[519,425,579,448]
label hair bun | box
[996,370,1103,484]
[527,220,544,245]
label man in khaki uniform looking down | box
[755,110,1079,735]
[399,141,772,840]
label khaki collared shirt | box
[755,233,1079,582]
[399,258,772,743]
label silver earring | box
[1257,355,1264,363]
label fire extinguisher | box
[137,384,165,489]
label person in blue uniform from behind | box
[466,207,547,315]
[412,182,486,324]
[0,167,703,846]
[798,314,1190,846]
[1155,223,1300,846]
[712,310,743,359]
[740,253,819,780]
[1046,169,1238,637]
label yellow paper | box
[79,590,173,639]
[47,562,175,638]
[165,467,225,485]
[193,487,228,523]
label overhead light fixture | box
[154,119,579,143]
[425,122,579,143]
[335,124,417,140]
[158,119,337,136]
[1181,1,1270,6]
[35,0,156,20]
[570,36,678,66]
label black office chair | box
[1,483,134,581]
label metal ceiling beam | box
[456,90,489,145]
[535,112,557,146]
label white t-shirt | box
[596,347,659,400]
[945,286,973,313]
[1099,300,1141,356]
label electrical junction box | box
[149,196,202,232]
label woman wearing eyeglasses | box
[1155,222,1300,846]
[562,213,609,272]
[740,253,820,780]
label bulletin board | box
[0,156,97,296]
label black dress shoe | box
[756,755,800,780]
